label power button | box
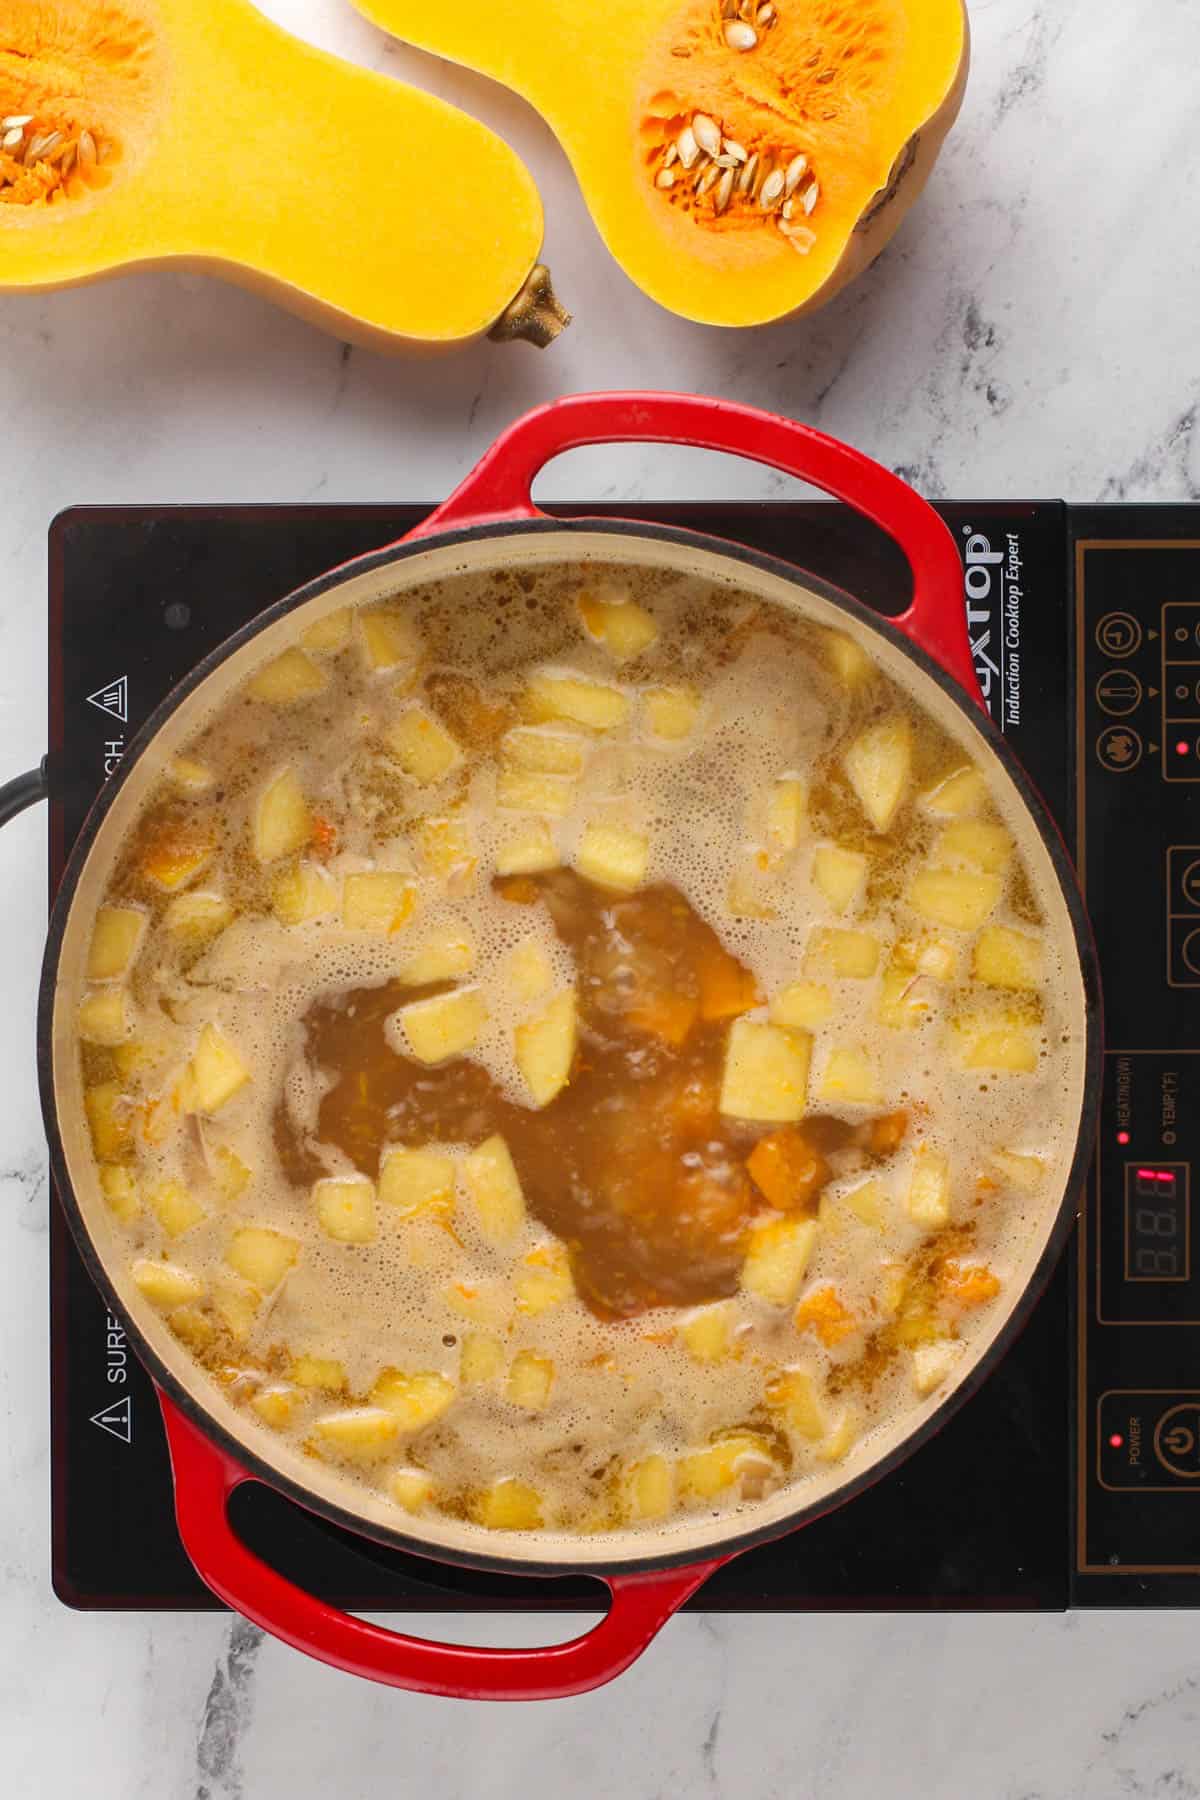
[1099,1390,1200,1491]
[1155,1403,1200,1479]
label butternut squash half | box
[353,0,967,328]
[0,0,567,351]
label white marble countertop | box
[4,0,1200,1792]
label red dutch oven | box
[6,393,1099,1700]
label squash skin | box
[352,0,968,328]
[0,0,549,351]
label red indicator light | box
[1109,1433,1124,1449]
[1117,1131,1130,1146]
[1177,741,1190,756]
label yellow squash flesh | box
[353,0,967,327]
[0,0,558,351]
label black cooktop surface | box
[47,497,1200,1610]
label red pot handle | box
[407,391,982,708]
[160,1393,727,1701]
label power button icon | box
[1154,1403,1200,1478]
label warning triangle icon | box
[86,675,128,724]
[90,1393,132,1444]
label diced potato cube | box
[526,670,629,731]
[225,1225,299,1293]
[879,1264,909,1318]
[516,1241,574,1314]
[502,726,586,776]
[472,1478,543,1531]
[443,1279,507,1325]
[378,1146,455,1221]
[252,767,311,863]
[912,1340,963,1396]
[921,765,986,818]
[908,866,1002,931]
[940,817,1012,873]
[679,1431,776,1501]
[386,705,463,784]
[720,1020,811,1123]
[842,715,912,832]
[87,905,145,981]
[85,1082,132,1160]
[514,989,577,1106]
[746,1126,828,1212]
[506,941,554,1001]
[396,924,475,985]
[766,1367,826,1440]
[314,1176,377,1244]
[180,1023,251,1115]
[462,1135,525,1243]
[211,1272,261,1342]
[973,924,1043,991]
[272,863,337,926]
[148,1178,205,1239]
[496,821,559,876]
[679,1302,735,1363]
[907,1146,951,1227]
[301,606,353,654]
[99,1164,140,1224]
[460,1332,505,1386]
[169,1305,217,1354]
[132,1258,207,1310]
[812,844,868,914]
[818,1046,881,1106]
[164,891,234,944]
[844,1177,888,1228]
[210,1145,252,1204]
[816,1408,860,1462]
[623,1454,674,1521]
[905,934,958,981]
[956,1011,1039,1073]
[823,630,874,687]
[399,985,487,1064]
[313,1407,401,1460]
[247,647,327,704]
[78,987,133,1047]
[578,590,659,660]
[251,1385,305,1428]
[575,822,649,892]
[806,926,880,980]
[359,605,419,673]
[741,1217,818,1306]
[727,858,778,921]
[412,812,477,886]
[766,776,807,852]
[167,755,215,794]
[289,1354,347,1393]
[768,981,834,1031]
[877,964,937,1030]
[643,684,700,740]
[370,1368,456,1430]
[986,1148,1045,1192]
[343,870,418,933]
[388,1467,435,1512]
[497,766,577,817]
[506,1350,554,1410]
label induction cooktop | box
[46,497,1200,1611]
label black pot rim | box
[37,513,1103,1582]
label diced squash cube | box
[506,1350,554,1410]
[956,1011,1039,1073]
[167,754,215,794]
[973,924,1043,991]
[412,811,477,886]
[87,905,145,981]
[272,862,337,926]
[211,1145,252,1203]
[379,1146,455,1220]
[720,1020,811,1123]
[907,1146,951,1227]
[496,821,559,876]
[164,891,234,944]
[139,822,214,892]
[940,817,1012,873]
[623,1454,674,1521]
[766,776,807,852]
[697,940,761,1022]
[794,1285,857,1347]
[225,1225,299,1293]
[211,1272,261,1343]
[908,866,1002,931]
[766,1367,826,1440]
[526,670,629,731]
[912,1340,963,1396]
[514,989,577,1106]
[679,1302,735,1363]
[180,1024,251,1116]
[939,1261,1002,1310]
[462,1135,525,1243]
[252,767,311,864]
[396,924,475,986]
[313,1407,401,1461]
[169,1305,217,1354]
[806,926,880,980]
[843,1176,887,1228]
[250,1385,305,1429]
[986,1148,1045,1192]
[370,1368,456,1429]
[496,766,577,817]
[398,985,487,1064]
[132,1258,207,1309]
[768,981,834,1031]
[818,1046,881,1106]
[78,987,133,1047]
[741,1216,818,1306]
[746,1126,828,1212]
[388,1467,435,1512]
[575,822,649,892]
[921,765,986,818]
[386,705,463,784]
[506,941,554,1001]
[247,647,327,704]
[460,1332,505,1386]
[314,1176,377,1244]
[816,1408,860,1462]
[301,606,353,654]
[679,1431,776,1501]
[99,1164,140,1224]
[812,844,868,914]
[85,1082,132,1160]
[359,605,419,673]
[148,1178,205,1239]
[643,684,700,740]
[289,1354,347,1393]
[877,963,938,1030]
[823,629,874,687]
[343,870,418,934]
[516,1241,574,1314]
[502,726,586,776]
[842,715,912,832]
[472,1478,543,1531]
[578,590,659,660]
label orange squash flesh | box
[353,0,968,327]
[0,0,557,351]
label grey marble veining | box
[3,1,1200,1793]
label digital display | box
[1124,1163,1190,1283]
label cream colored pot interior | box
[48,528,1092,1571]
